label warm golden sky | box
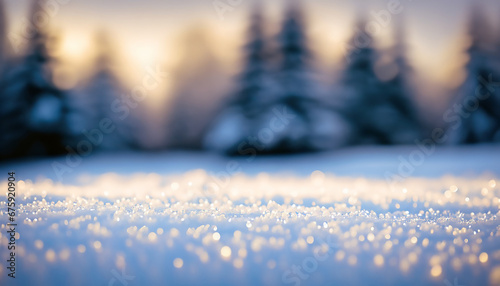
[4,0,500,105]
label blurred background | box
[0,0,499,160]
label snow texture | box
[0,146,499,286]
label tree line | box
[0,1,499,160]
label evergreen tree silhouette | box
[341,17,421,145]
[342,17,389,144]
[204,4,275,153]
[450,6,500,143]
[0,1,69,159]
[376,21,421,144]
[232,6,271,120]
[269,2,319,153]
[206,3,349,154]
[270,2,353,153]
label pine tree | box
[80,31,136,150]
[450,6,500,143]
[206,3,350,154]
[376,21,421,144]
[232,8,271,120]
[0,1,69,159]
[203,5,274,153]
[267,3,316,153]
[342,18,389,144]
[341,17,421,145]
[260,2,344,153]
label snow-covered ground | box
[0,146,499,286]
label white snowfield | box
[0,146,499,286]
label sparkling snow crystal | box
[0,170,499,285]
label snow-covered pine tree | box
[231,7,270,119]
[261,2,348,153]
[0,1,69,159]
[449,6,500,143]
[80,31,137,150]
[375,21,422,144]
[342,17,420,145]
[203,4,274,153]
[343,20,420,144]
[206,3,350,154]
[262,3,316,153]
[341,18,390,144]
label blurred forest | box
[0,1,499,160]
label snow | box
[0,146,499,286]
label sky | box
[3,0,500,110]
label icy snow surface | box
[0,146,499,286]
